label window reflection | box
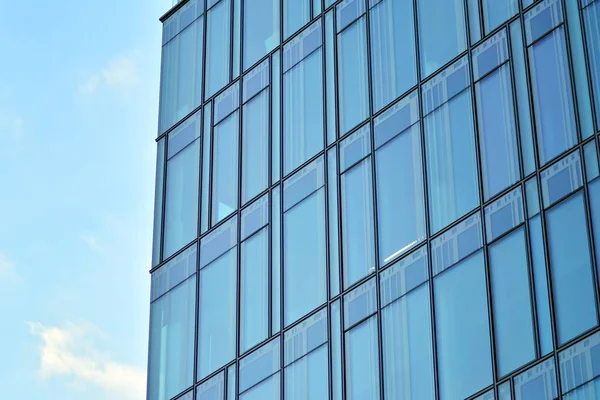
[212,112,239,224]
[243,0,280,70]
[206,0,231,99]
[242,89,269,204]
[345,316,380,400]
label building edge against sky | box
[147,0,600,399]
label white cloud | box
[28,321,146,400]
[78,52,140,97]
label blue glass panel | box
[243,59,269,103]
[584,1,600,129]
[284,345,328,399]
[476,64,519,200]
[369,0,416,112]
[422,56,470,115]
[214,82,240,124]
[239,337,280,393]
[434,251,493,400]
[241,195,269,240]
[472,30,509,81]
[241,227,269,353]
[328,148,341,297]
[484,187,524,242]
[432,213,483,275]
[272,186,281,333]
[212,112,239,223]
[425,89,479,233]
[490,228,536,376]
[585,141,600,182]
[417,0,467,77]
[152,139,166,266]
[160,13,204,133]
[514,358,558,400]
[283,41,324,174]
[547,192,598,345]
[559,331,600,394]
[337,0,366,31]
[566,0,595,139]
[338,16,369,135]
[198,248,237,379]
[242,89,269,204]
[380,246,428,307]
[563,378,600,400]
[526,177,540,217]
[284,189,327,326]
[197,372,225,400]
[148,275,196,400]
[283,156,325,212]
[227,365,236,400]
[200,215,237,269]
[345,316,380,400]
[151,244,197,302]
[243,0,280,70]
[164,138,200,258]
[233,0,240,78]
[341,157,376,288]
[201,102,212,234]
[467,0,482,44]
[240,373,280,400]
[168,110,201,159]
[589,179,600,278]
[524,0,564,44]
[339,124,371,172]
[326,11,337,145]
[499,381,512,400]
[382,284,435,400]
[473,390,495,400]
[509,19,536,175]
[376,123,426,265]
[541,150,583,208]
[344,278,377,329]
[272,51,281,184]
[332,300,343,400]
[206,0,231,99]
[530,216,554,356]
[529,27,577,165]
[374,91,419,149]
[284,309,327,365]
[284,0,310,40]
[483,0,518,34]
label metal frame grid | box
[148,0,600,399]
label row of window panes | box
[158,0,600,140]
[148,148,600,400]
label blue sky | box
[0,1,166,398]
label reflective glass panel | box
[490,228,536,376]
[284,345,328,399]
[196,372,224,400]
[338,16,369,135]
[212,112,239,224]
[417,0,467,77]
[152,139,166,266]
[206,0,231,99]
[242,89,269,204]
[240,373,280,400]
[239,337,280,392]
[148,275,196,400]
[243,0,280,70]
[382,284,435,400]
[559,331,600,394]
[198,247,237,379]
[483,0,518,34]
[284,0,310,40]
[584,1,600,129]
[589,179,600,281]
[332,300,343,400]
[341,157,376,288]
[547,192,598,344]
[434,251,493,400]
[369,0,416,113]
[241,227,269,353]
[345,316,380,400]
[514,358,558,400]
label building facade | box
[147,0,600,399]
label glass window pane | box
[239,337,280,392]
[227,364,236,400]
[284,0,310,39]
[241,227,269,353]
[547,192,598,345]
[148,275,196,400]
[529,27,577,165]
[283,24,324,174]
[476,64,520,200]
[201,103,212,234]
[212,112,239,224]
[369,0,417,113]
[432,212,483,275]
[382,284,435,400]
[233,0,241,78]
[563,378,600,400]
[338,16,369,135]
[345,316,380,400]
[380,246,428,307]
[589,179,600,280]
[326,10,337,145]
[240,373,280,400]
[499,381,512,400]
[514,358,558,400]
[585,141,600,182]
[484,187,524,242]
[284,345,328,399]
[242,89,269,204]
[152,139,166,266]
[490,228,536,376]
[467,0,482,44]
[540,150,583,209]
[206,0,231,99]
[284,309,327,365]
[160,9,204,133]
[198,247,237,379]
[164,138,200,258]
[584,1,600,129]
[434,251,493,400]
[272,186,281,333]
[417,0,467,77]
[243,0,280,70]
[376,123,426,265]
[526,177,540,217]
[272,51,281,184]
[530,215,554,355]
[483,0,518,34]
[559,330,600,394]
[425,89,479,233]
[197,372,225,400]
[344,278,377,329]
[341,157,376,288]
[328,148,341,297]
[331,300,342,400]
[284,164,326,325]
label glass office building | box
[148,0,600,399]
